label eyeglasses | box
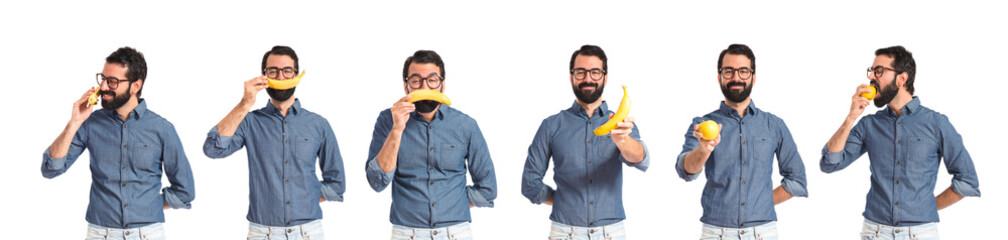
[264,67,297,79]
[867,66,897,78]
[406,74,443,89]
[571,68,606,81]
[96,73,132,89]
[719,67,754,80]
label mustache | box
[99,90,116,97]
[577,82,599,89]
[726,81,746,88]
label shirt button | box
[741,121,745,125]
[121,183,126,187]
[124,204,129,208]
[898,121,902,125]
[431,203,436,207]
[429,147,435,151]
[122,166,126,170]
[285,201,290,205]
[429,167,434,171]
[587,140,592,144]
[124,124,127,128]
[285,160,289,164]
[895,180,899,184]
[287,221,291,225]
[589,201,594,205]
[284,179,289,183]
[896,161,900,165]
[742,140,747,144]
[740,202,745,206]
[429,181,434,185]
[122,145,127,149]
[742,161,748,165]
[587,161,592,164]
[742,181,746,185]
[897,140,901,144]
[894,202,900,206]
[590,222,595,226]
[284,140,289,143]
[589,179,593,184]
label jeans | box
[548,221,626,240]
[861,219,938,240]
[699,221,778,240]
[247,219,325,240]
[391,222,473,240]
[86,223,165,240]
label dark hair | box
[717,44,756,71]
[569,45,608,73]
[874,46,916,94]
[105,47,147,97]
[402,50,445,81]
[261,45,299,75]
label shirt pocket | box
[439,143,466,171]
[130,141,160,169]
[905,136,937,163]
[749,136,774,163]
[295,136,320,162]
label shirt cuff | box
[365,157,394,190]
[621,140,650,172]
[162,187,191,209]
[466,186,494,208]
[531,185,555,205]
[675,152,700,181]
[320,183,345,202]
[951,179,981,197]
[780,178,809,198]
[42,148,67,171]
[207,127,234,149]
[821,146,844,165]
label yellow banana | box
[407,89,451,105]
[593,85,630,136]
[266,70,305,90]
[88,86,100,106]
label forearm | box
[376,129,403,173]
[682,148,710,175]
[216,98,254,136]
[826,116,858,153]
[936,186,964,210]
[48,121,83,159]
[773,185,793,205]
[617,138,645,163]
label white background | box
[2,1,1005,239]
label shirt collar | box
[567,100,609,118]
[264,98,302,117]
[886,96,921,116]
[108,98,148,120]
[717,100,758,117]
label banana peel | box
[407,89,451,105]
[88,86,100,106]
[266,70,305,90]
[593,85,630,136]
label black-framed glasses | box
[406,74,443,89]
[867,66,896,78]
[719,67,754,80]
[264,67,297,79]
[96,73,131,89]
[571,68,606,81]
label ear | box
[403,82,409,95]
[132,79,144,94]
[896,72,908,88]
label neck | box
[886,90,913,116]
[270,97,296,117]
[115,98,140,121]
[577,99,603,118]
[725,98,751,117]
[419,105,440,122]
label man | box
[42,47,195,240]
[820,46,980,240]
[521,45,649,240]
[674,44,808,240]
[365,50,497,240]
[203,45,345,240]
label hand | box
[692,123,722,154]
[162,204,170,210]
[849,84,872,119]
[319,196,325,203]
[390,95,415,131]
[243,76,269,104]
[71,87,96,124]
[609,113,635,145]
[545,195,554,206]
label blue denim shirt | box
[365,104,497,228]
[203,99,346,227]
[675,101,809,228]
[42,99,195,229]
[821,97,981,226]
[521,101,650,228]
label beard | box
[572,81,605,103]
[101,84,132,110]
[720,80,752,103]
[266,87,296,101]
[414,100,440,113]
[872,79,900,108]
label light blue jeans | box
[548,221,626,240]
[860,219,938,240]
[391,222,473,240]
[247,220,325,240]
[86,223,165,240]
[700,221,778,240]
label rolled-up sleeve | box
[161,123,195,209]
[42,122,88,179]
[521,118,555,204]
[465,122,496,207]
[619,123,649,172]
[675,117,704,181]
[202,121,246,159]
[319,120,346,202]
[365,110,395,192]
[820,119,867,173]
[775,119,808,197]
[938,116,981,197]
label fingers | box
[622,116,634,123]
[398,95,413,103]
[608,113,614,119]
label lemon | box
[861,86,877,100]
[698,120,720,141]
